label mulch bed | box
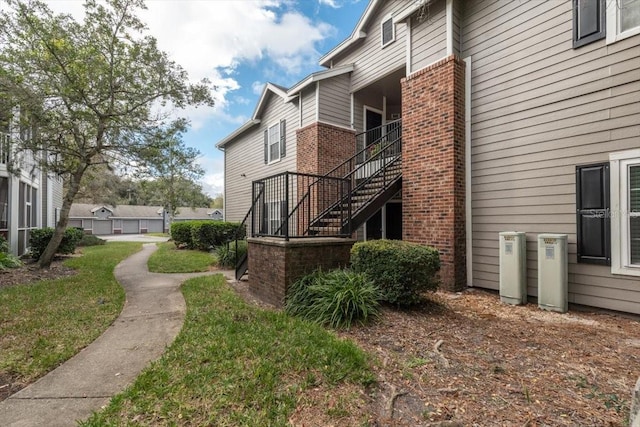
[0,257,77,290]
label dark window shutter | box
[280,119,286,158]
[573,0,606,48]
[382,18,393,45]
[576,163,610,265]
[264,129,269,164]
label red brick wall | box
[296,122,356,175]
[248,237,355,307]
[401,55,466,291]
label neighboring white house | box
[1,111,63,256]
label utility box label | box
[505,241,513,255]
[545,245,555,260]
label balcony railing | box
[250,171,352,239]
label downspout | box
[464,56,473,287]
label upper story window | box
[263,119,286,164]
[607,0,640,43]
[610,149,640,276]
[381,15,395,47]
[573,0,606,48]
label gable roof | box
[288,64,354,95]
[318,0,381,67]
[216,83,291,150]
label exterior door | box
[365,108,383,147]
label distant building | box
[68,204,224,235]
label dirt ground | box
[0,257,76,290]
[3,264,638,425]
[336,289,640,426]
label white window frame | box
[268,200,281,235]
[267,122,281,164]
[610,148,640,276]
[381,15,395,48]
[606,0,640,44]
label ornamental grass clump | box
[285,269,382,329]
[351,239,440,306]
[215,240,247,268]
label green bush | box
[170,222,193,247]
[77,234,106,247]
[0,235,22,269]
[29,227,84,259]
[350,240,440,306]
[171,220,245,250]
[0,251,22,269]
[215,240,247,268]
[285,269,381,329]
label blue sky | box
[44,0,370,197]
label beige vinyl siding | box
[300,87,316,128]
[462,0,640,313]
[410,0,447,72]
[318,74,352,128]
[331,1,412,92]
[224,93,298,222]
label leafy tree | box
[0,0,214,267]
[210,193,223,209]
[136,118,207,222]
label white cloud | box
[318,0,341,8]
[41,0,335,127]
[197,156,225,197]
[252,81,266,96]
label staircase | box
[234,120,402,280]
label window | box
[261,201,285,236]
[263,120,286,164]
[607,0,640,43]
[610,149,640,275]
[381,16,394,47]
[573,0,606,48]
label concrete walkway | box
[0,243,224,427]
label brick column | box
[401,55,466,291]
[296,122,356,175]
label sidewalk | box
[0,243,220,427]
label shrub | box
[285,269,382,329]
[170,222,193,247]
[29,227,84,259]
[171,220,245,250]
[350,240,440,306]
[0,235,22,269]
[0,251,22,269]
[77,234,106,247]
[215,240,247,268]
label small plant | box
[285,269,382,329]
[77,234,106,247]
[29,227,84,259]
[0,234,21,269]
[351,239,440,306]
[214,240,247,268]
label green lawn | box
[147,242,215,273]
[0,242,141,382]
[82,275,374,426]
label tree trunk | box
[38,166,86,268]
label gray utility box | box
[499,232,527,305]
[537,234,568,313]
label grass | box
[82,275,374,426]
[147,242,215,273]
[145,232,169,237]
[0,242,141,382]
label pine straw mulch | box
[285,288,640,427]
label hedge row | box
[170,221,245,250]
[350,240,440,306]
